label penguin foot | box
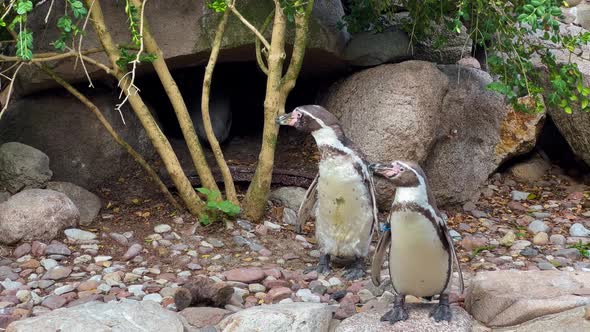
[380,306,409,324]
[305,254,330,275]
[429,294,452,322]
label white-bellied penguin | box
[369,160,464,323]
[276,105,378,280]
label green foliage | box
[196,187,240,226]
[280,0,308,22]
[569,241,590,258]
[15,0,33,15]
[470,245,495,258]
[16,29,32,60]
[340,0,590,114]
[115,1,157,70]
[207,0,228,13]
[51,1,87,51]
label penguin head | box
[276,105,342,135]
[369,160,422,187]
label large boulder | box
[465,270,590,328]
[494,306,590,332]
[6,300,185,332]
[0,142,52,194]
[323,61,543,207]
[217,303,335,332]
[343,28,412,66]
[0,189,79,244]
[18,0,348,95]
[46,182,101,226]
[336,304,473,332]
[0,89,154,189]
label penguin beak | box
[276,113,295,126]
[370,162,401,178]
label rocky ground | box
[1,152,590,331]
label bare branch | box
[0,62,24,120]
[228,4,271,51]
[1,1,16,22]
[256,9,275,75]
[44,0,55,24]
[77,0,97,87]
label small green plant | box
[470,245,495,259]
[207,0,228,13]
[569,241,590,258]
[196,187,240,226]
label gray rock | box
[550,234,567,246]
[554,248,582,260]
[336,304,472,332]
[570,223,590,237]
[180,307,230,329]
[508,156,551,183]
[511,191,531,201]
[0,266,19,281]
[154,224,172,234]
[0,142,52,194]
[46,182,101,226]
[269,187,307,211]
[520,247,538,257]
[0,91,155,189]
[0,191,9,203]
[6,299,185,331]
[282,208,298,226]
[64,228,97,242]
[494,305,590,332]
[343,28,411,66]
[465,270,590,327]
[0,189,79,244]
[217,303,334,332]
[45,243,71,256]
[528,220,550,234]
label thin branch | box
[45,0,55,24]
[1,1,16,22]
[256,9,275,75]
[36,63,182,210]
[0,47,104,62]
[228,4,271,51]
[200,2,239,204]
[77,0,97,87]
[0,62,24,120]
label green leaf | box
[16,0,33,15]
[565,106,573,114]
[57,16,72,32]
[582,99,589,109]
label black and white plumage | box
[369,160,464,324]
[276,105,378,280]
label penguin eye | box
[399,167,405,172]
[296,112,302,119]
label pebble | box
[13,243,31,258]
[109,233,128,246]
[237,220,253,231]
[537,262,556,270]
[309,250,321,258]
[122,244,143,261]
[296,289,321,303]
[16,290,31,303]
[358,289,375,303]
[207,238,225,248]
[510,240,532,251]
[449,230,461,241]
[282,208,297,225]
[550,234,566,246]
[43,266,72,280]
[328,277,342,287]
[461,235,488,250]
[255,225,268,236]
[128,285,145,297]
[263,221,281,231]
[533,232,549,245]
[520,247,538,257]
[73,255,92,265]
[65,229,97,242]
[54,285,75,295]
[187,263,202,271]
[267,287,292,302]
[94,256,112,263]
[570,223,590,237]
[42,295,67,309]
[511,191,530,201]
[0,266,19,281]
[554,248,581,259]
[143,293,163,303]
[532,212,551,219]
[500,231,516,246]
[528,220,550,234]
[224,268,265,283]
[1,280,22,291]
[154,224,172,234]
[248,284,266,293]
[45,243,71,256]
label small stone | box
[154,224,172,233]
[328,277,342,287]
[463,201,476,212]
[237,220,253,231]
[16,290,31,303]
[42,266,72,280]
[570,223,590,237]
[64,229,97,242]
[520,247,538,257]
[45,243,71,256]
[263,221,281,231]
[461,235,488,251]
[187,263,202,271]
[282,208,297,225]
[77,280,99,291]
[259,248,272,257]
[94,256,112,263]
[248,284,266,293]
[97,283,111,294]
[500,231,516,247]
[550,234,566,246]
[109,233,128,246]
[533,232,549,245]
[449,230,461,241]
[54,285,75,295]
[207,238,225,248]
[309,250,321,258]
[528,220,550,234]
[510,240,532,251]
[358,289,375,303]
[41,295,67,309]
[73,255,92,265]
[122,244,143,261]
[296,289,321,303]
[554,248,582,259]
[267,287,292,302]
[254,225,268,236]
[537,262,556,270]
[224,268,265,283]
[31,241,47,256]
[311,284,327,295]
[334,302,356,319]
[532,212,551,219]
[13,243,31,258]
[143,293,163,303]
[511,191,530,201]
[0,266,19,281]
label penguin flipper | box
[444,225,464,294]
[295,174,319,234]
[371,230,391,287]
[367,172,379,235]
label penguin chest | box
[388,211,450,297]
[315,156,373,258]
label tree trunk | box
[200,6,239,205]
[242,0,288,221]
[84,0,205,215]
[243,0,315,221]
[37,63,182,211]
[129,0,219,194]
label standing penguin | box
[369,160,464,323]
[276,105,378,280]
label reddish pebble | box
[20,259,40,270]
[62,292,77,303]
[161,297,175,308]
[245,296,258,305]
[263,279,290,289]
[255,225,268,236]
[340,293,360,305]
[77,280,99,292]
[19,269,33,278]
[334,302,357,319]
[224,268,265,283]
[31,241,47,257]
[13,243,31,258]
[346,282,364,293]
[267,287,292,302]
[77,290,98,299]
[116,291,131,299]
[263,268,282,279]
[303,271,318,281]
[41,295,67,309]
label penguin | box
[369,160,464,324]
[276,105,378,280]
